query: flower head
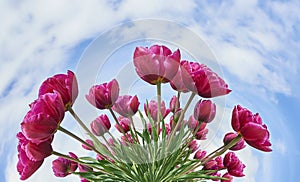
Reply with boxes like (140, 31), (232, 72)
(86, 79), (119, 110)
(144, 100), (170, 122)
(90, 114), (111, 136)
(194, 149), (206, 160)
(194, 99), (216, 123)
(170, 64), (189, 92)
(221, 173), (233, 182)
(223, 152), (245, 177)
(231, 105), (272, 152)
(113, 95), (140, 117)
(223, 132), (246, 151)
(115, 116), (131, 133)
(169, 95), (180, 113)
(39, 70), (78, 108)
(133, 45), (181, 84)
(52, 152), (78, 177)
(181, 60), (231, 98)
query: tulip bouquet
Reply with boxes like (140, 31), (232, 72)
(17, 45), (272, 181)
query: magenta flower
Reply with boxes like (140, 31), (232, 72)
(115, 116), (131, 133)
(188, 140), (199, 153)
(181, 60), (231, 98)
(86, 79), (119, 110)
(169, 95), (180, 113)
(113, 95), (140, 117)
(82, 139), (94, 151)
(170, 64), (189, 93)
(39, 70), (78, 108)
(52, 152), (78, 177)
(144, 100), (170, 122)
(231, 105), (272, 152)
(90, 114), (111, 136)
(17, 132), (52, 162)
(194, 149), (206, 160)
(223, 132), (246, 151)
(194, 99), (216, 123)
(133, 45), (181, 85)
(188, 116), (208, 140)
(223, 152), (245, 177)
(221, 173), (233, 182)
(21, 92), (65, 144)
(17, 146), (44, 180)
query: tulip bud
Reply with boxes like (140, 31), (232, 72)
(115, 116), (130, 133)
(90, 114), (111, 136)
(113, 95), (140, 117)
(223, 132), (245, 151)
(82, 139), (94, 151)
(194, 99), (216, 123)
(194, 149), (206, 160)
(52, 152), (78, 177)
(169, 96), (180, 113)
(223, 152), (245, 177)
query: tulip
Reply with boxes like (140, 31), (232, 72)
(52, 152), (78, 177)
(133, 45), (181, 84)
(21, 92), (65, 144)
(82, 139), (94, 151)
(221, 173), (233, 182)
(113, 95), (140, 117)
(181, 60), (231, 98)
(188, 116), (208, 140)
(194, 149), (206, 160)
(223, 132), (246, 151)
(231, 105), (272, 152)
(169, 95), (180, 113)
(188, 140), (199, 153)
(115, 116), (131, 133)
(90, 114), (111, 136)
(194, 99), (216, 123)
(17, 146), (44, 180)
(223, 152), (245, 177)
(17, 132), (52, 162)
(144, 100), (170, 122)
(39, 70), (78, 108)
(86, 79), (119, 110)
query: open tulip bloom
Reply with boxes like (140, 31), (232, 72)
(17, 44), (272, 181)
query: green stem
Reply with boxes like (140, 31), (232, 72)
(156, 81), (162, 135)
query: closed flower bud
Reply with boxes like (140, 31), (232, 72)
(90, 114), (111, 136)
(113, 95), (140, 117)
(223, 152), (245, 177)
(194, 149), (206, 160)
(221, 173), (233, 182)
(144, 100), (170, 122)
(82, 139), (94, 151)
(223, 132), (246, 151)
(86, 79), (119, 110)
(115, 116), (130, 133)
(169, 95), (180, 113)
(52, 152), (78, 177)
(188, 140), (199, 153)
(194, 99), (216, 123)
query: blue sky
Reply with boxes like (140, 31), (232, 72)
(1, 0), (299, 181)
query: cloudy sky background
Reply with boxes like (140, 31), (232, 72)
(1, 0), (300, 181)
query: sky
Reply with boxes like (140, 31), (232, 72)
(1, 0), (300, 181)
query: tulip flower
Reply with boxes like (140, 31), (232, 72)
(188, 140), (199, 153)
(223, 132), (246, 151)
(188, 116), (208, 140)
(223, 152), (245, 177)
(194, 99), (216, 123)
(221, 173), (233, 182)
(169, 95), (180, 113)
(86, 79), (119, 110)
(90, 114), (111, 136)
(231, 105), (272, 152)
(144, 100), (170, 122)
(181, 60), (231, 98)
(52, 152), (78, 177)
(39, 70), (78, 108)
(21, 92), (65, 144)
(115, 116), (131, 133)
(82, 139), (94, 151)
(113, 95), (140, 117)
(17, 146), (44, 180)
(194, 149), (206, 160)
(17, 132), (52, 162)
(133, 45), (181, 84)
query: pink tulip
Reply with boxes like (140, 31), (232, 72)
(17, 146), (44, 180)
(231, 105), (272, 152)
(194, 99), (216, 123)
(223, 132), (246, 151)
(82, 139), (94, 151)
(169, 95), (180, 113)
(144, 100), (170, 122)
(17, 132), (52, 162)
(188, 140), (199, 153)
(39, 70), (78, 108)
(113, 95), (140, 117)
(221, 173), (233, 182)
(115, 116), (131, 133)
(86, 79), (119, 110)
(188, 116), (208, 140)
(21, 92), (65, 144)
(181, 60), (231, 98)
(223, 152), (245, 177)
(90, 114), (111, 136)
(133, 45), (181, 84)
(194, 149), (206, 160)
(52, 152), (78, 177)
